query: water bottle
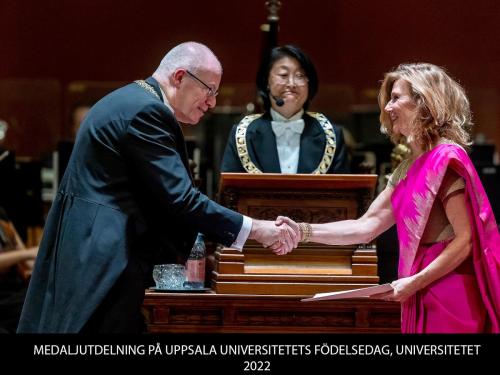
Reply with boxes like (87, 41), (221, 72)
(184, 233), (206, 289)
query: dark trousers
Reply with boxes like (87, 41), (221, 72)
(80, 259), (152, 333)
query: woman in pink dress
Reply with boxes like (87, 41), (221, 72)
(275, 63), (500, 333)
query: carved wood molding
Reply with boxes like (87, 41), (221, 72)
(235, 189), (362, 201)
(247, 206), (347, 222)
(221, 188), (372, 222)
(143, 292), (401, 333)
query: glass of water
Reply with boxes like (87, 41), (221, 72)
(153, 264), (186, 290)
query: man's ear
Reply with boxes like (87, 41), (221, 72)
(172, 69), (185, 88)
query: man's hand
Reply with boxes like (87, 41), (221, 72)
(248, 219), (299, 255)
(256, 216), (301, 255)
(269, 216), (301, 255)
(275, 216), (301, 240)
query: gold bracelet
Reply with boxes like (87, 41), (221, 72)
(299, 222), (313, 243)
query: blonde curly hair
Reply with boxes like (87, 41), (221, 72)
(378, 63), (473, 151)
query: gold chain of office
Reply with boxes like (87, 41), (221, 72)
(134, 80), (160, 100)
(235, 112), (337, 174)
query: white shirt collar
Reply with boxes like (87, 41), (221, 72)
(270, 108), (305, 174)
(270, 108), (304, 122)
(158, 85), (174, 114)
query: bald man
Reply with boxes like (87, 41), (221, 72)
(18, 42), (298, 333)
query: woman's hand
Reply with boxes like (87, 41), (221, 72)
(249, 219), (299, 255)
(266, 216), (301, 255)
(275, 216), (301, 241)
(372, 276), (421, 303)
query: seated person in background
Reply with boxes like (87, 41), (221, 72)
(221, 45), (349, 174)
(0, 207), (38, 333)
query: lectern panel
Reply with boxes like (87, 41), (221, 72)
(213, 173), (379, 295)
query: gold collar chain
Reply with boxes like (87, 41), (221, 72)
(134, 80), (160, 101)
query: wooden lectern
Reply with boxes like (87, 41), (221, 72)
(212, 173), (379, 295)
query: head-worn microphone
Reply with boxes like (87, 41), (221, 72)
(271, 95), (285, 107)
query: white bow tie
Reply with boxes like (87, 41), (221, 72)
(271, 119), (305, 137)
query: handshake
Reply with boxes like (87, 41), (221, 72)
(248, 216), (312, 256)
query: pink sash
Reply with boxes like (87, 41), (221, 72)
(391, 144), (500, 333)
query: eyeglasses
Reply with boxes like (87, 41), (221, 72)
(272, 72), (309, 87)
(185, 70), (219, 97)
(272, 73), (309, 86)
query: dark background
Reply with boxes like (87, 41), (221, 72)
(0, 1), (499, 276)
(1, 0), (499, 157)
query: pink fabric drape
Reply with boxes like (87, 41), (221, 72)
(391, 144), (500, 333)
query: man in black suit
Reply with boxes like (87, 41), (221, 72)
(18, 42), (298, 333)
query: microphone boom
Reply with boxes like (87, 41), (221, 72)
(272, 95), (285, 107)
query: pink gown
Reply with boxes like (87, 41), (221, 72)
(391, 143), (500, 333)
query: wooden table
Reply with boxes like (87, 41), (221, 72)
(143, 290), (401, 333)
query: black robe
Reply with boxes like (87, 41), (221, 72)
(18, 77), (242, 332)
(221, 112), (349, 173)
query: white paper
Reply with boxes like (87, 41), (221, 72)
(301, 283), (393, 302)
